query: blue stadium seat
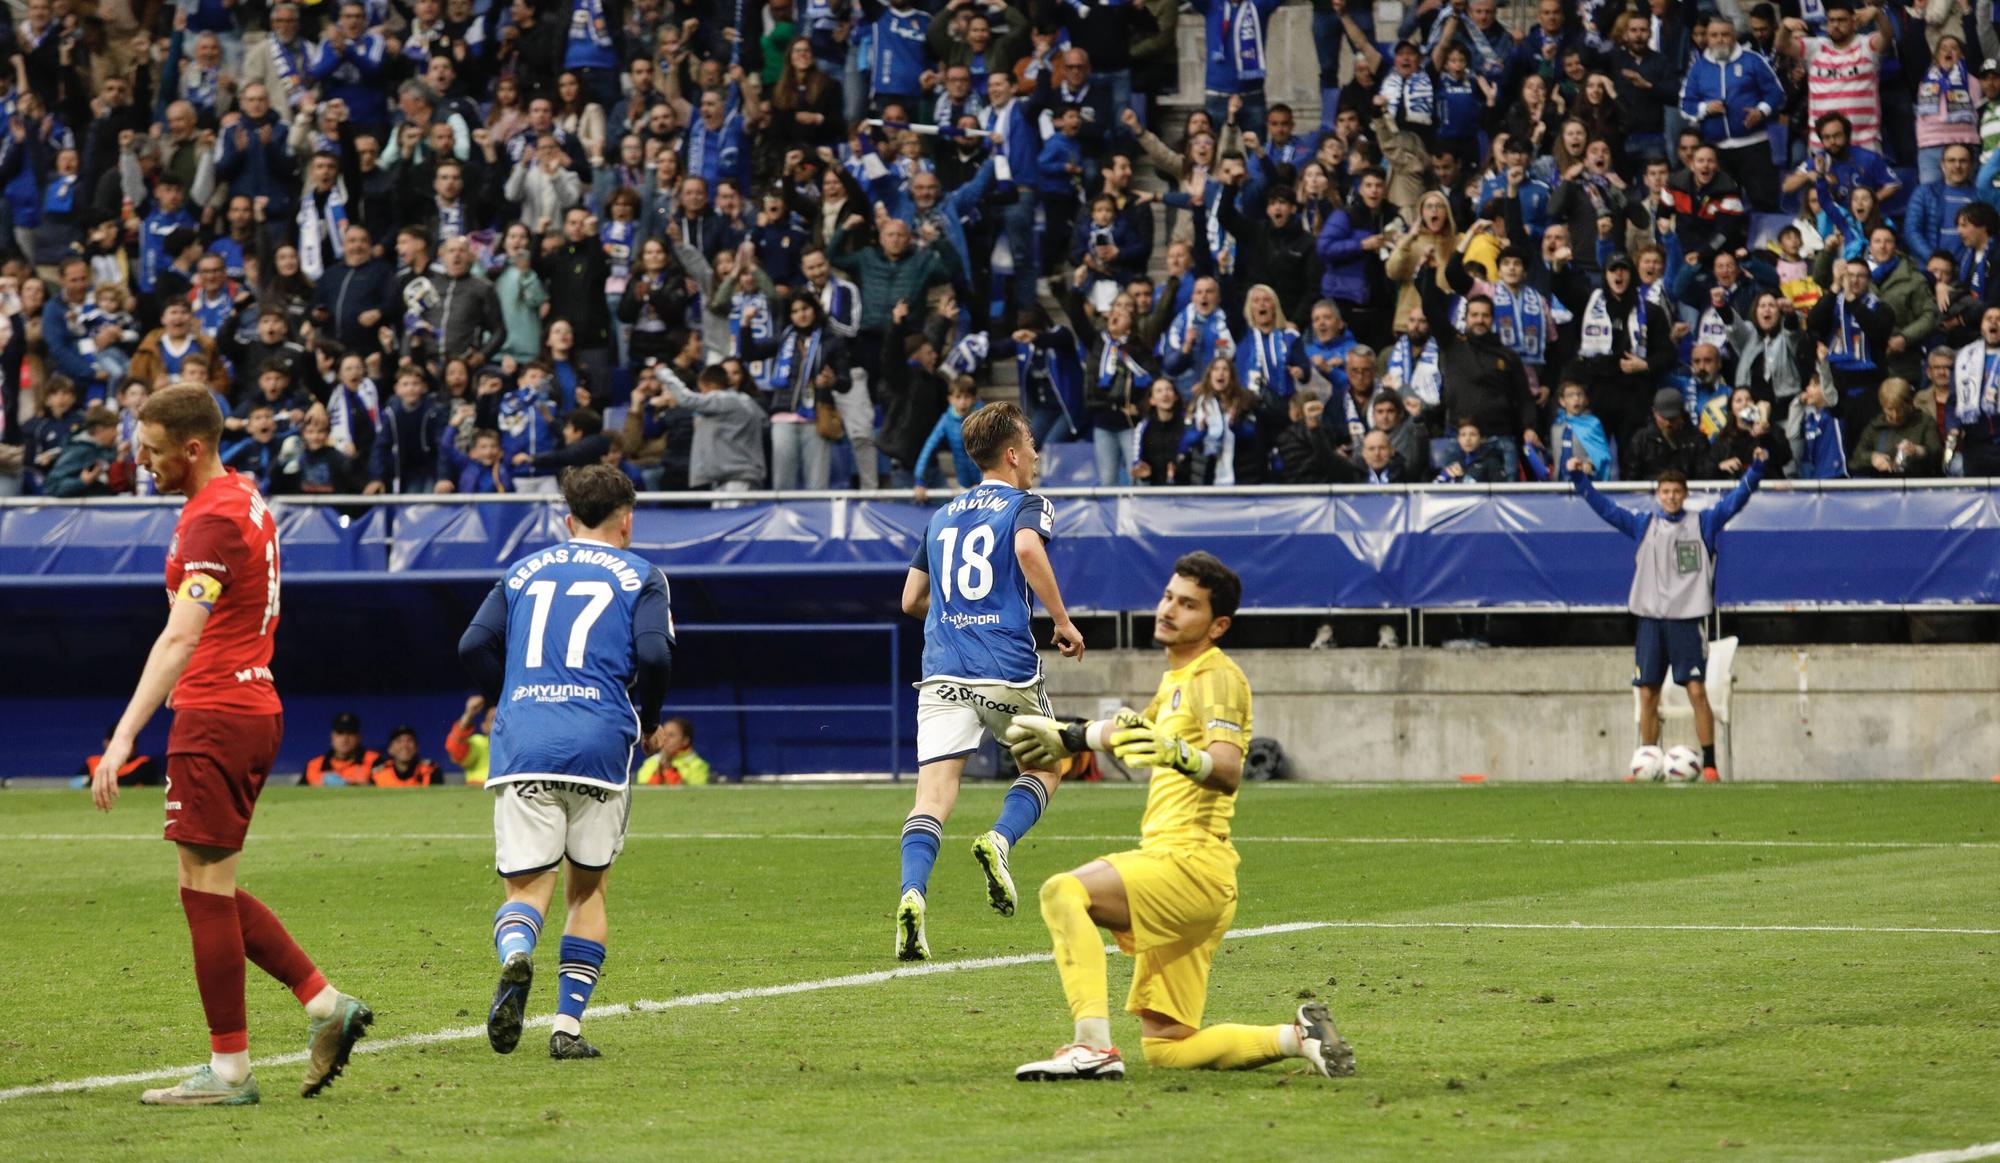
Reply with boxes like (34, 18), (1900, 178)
(1040, 441), (1100, 487)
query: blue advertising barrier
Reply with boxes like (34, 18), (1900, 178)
(3, 486), (1998, 608)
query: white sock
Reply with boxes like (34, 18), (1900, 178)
(552, 1014), (581, 1037)
(1277, 1023), (1303, 1057)
(210, 1050), (251, 1085)
(1073, 1017), (1112, 1049)
(303, 985), (338, 1020)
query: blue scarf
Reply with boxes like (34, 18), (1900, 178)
(1223, 1), (1267, 83)
(270, 37), (306, 109)
(1386, 335), (1439, 404)
(1962, 242), (1990, 301)
(1161, 306), (1235, 370)
(1579, 288), (1645, 359)
(327, 379), (378, 453)
(573, 0), (612, 48)
(1342, 387), (1366, 447)
(1382, 69), (1434, 127)
(498, 384), (555, 465)
(1235, 325), (1297, 397)
(816, 276), (858, 335)
(731, 291), (774, 385)
(770, 326), (824, 415)
(1204, 193), (1236, 276)
(184, 65), (220, 113)
(1829, 293), (1879, 372)
(1922, 60), (1977, 126)
(1490, 282), (1550, 365)
(932, 92), (986, 130)
(601, 219), (637, 282)
(1951, 343), (2000, 425)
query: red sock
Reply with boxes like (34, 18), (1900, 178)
(179, 887), (248, 1054)
(235, 889), (326, 1005)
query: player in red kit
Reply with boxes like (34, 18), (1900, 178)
(92, 385), (374, 1107)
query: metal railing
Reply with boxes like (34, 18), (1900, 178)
(4, 477), (1996, 508)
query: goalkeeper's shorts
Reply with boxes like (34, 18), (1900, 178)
(914, 679), (1051, 767)
(1102, 840), (1240, 1029)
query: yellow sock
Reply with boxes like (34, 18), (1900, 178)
(1141, 1025), (1288, 1071)
(1039, 874), (1108, 1029)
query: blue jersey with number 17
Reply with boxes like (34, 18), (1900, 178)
(487, 538), (674, 789)
(912, 480), (1053, 687)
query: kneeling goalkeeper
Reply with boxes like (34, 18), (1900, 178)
(1002, 551), (1355, 1082)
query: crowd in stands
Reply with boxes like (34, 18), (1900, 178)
(1, 0), (1997, 500)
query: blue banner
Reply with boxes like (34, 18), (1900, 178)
(3, 489), (1997, 608)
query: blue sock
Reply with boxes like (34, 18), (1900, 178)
(991, 775), (1050, 846)
(493, 901), (541, 964)
(554, 935), (606, 1035)
(900, 814), (942, 897)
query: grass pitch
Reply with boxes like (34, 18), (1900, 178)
(2, 782), (1997, 1161)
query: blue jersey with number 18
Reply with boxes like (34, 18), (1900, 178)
(487, 538), (674, 789)
(912, 480), (1053, 687)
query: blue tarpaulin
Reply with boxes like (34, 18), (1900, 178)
(2, 488), (1996, 608)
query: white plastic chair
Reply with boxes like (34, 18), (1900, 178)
(1633, 635), (1739, 778)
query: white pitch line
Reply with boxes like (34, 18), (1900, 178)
(1880, 1142), (2000, 1163)
(3, 916), (1993, 1104)
(1306, 920), (2000, 936)
(5, 831), (2000, 851)
(0, 920), (1316, 1104)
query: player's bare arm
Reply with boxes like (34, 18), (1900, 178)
(93, 581), (213, 812)
(900, 565), (930, 618)
(1013, 528), (1082, 659)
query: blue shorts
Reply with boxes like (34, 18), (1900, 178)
(1634, 617), (1707, 688)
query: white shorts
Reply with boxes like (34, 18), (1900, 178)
(915, 679), (1051, 767)
(492, 780), (631, 877)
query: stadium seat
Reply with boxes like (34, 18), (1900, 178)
(1039, 441), (1099, 487)
(1635, 635), (1740, 777)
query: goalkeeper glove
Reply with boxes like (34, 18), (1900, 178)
(1106, 715), (1213, 783)
(1005, 709), (1151, 772)
(1004, 715), (1086, 772)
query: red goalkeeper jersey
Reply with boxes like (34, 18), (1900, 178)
(164, 470), (283, 715)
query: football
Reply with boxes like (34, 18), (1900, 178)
(1664, 746), (1702, 782)
(1628, 745), (1666, 782)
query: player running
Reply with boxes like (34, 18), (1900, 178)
(458, 465), (674, 1060)
(92, 385), (372, 1107)
(1002, 552), (1354, 1081)
(1569, 448), (1766, 781)
(896, 402), (1084, 961)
